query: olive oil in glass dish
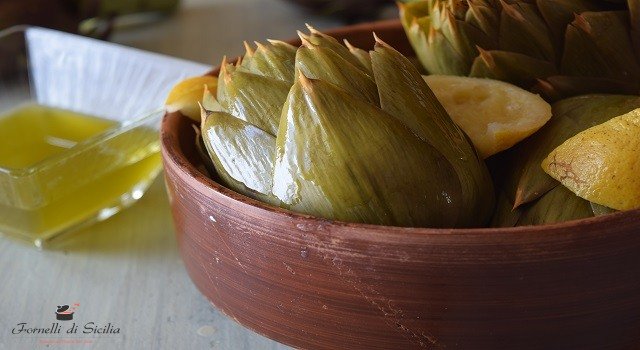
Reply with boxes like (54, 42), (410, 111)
(0, 26), (209, 247)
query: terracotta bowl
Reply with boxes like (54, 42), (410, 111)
(161, 20), (640, 350)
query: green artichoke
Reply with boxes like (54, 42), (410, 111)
(199, 27), (494, 228)
(399, 0), (640, 100)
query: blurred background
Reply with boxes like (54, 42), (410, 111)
(1, 0), (398, 64)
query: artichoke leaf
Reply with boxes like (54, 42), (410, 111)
(498, 2), (556, 62)
(562, 11), (640, 83)
(590, 202), (617, 216)
(465, 1), (500, 40)
(202, 85), (223, 112)
(200, 107), (279, 205)
(516, 185), (593, 226)
(371, 37), (494, 227)
(192, 124), (217, 177)
(398, 0), (430, 26)
(490, 190), (522, 228)
(469, 49), (557, 88)
(507, 94), (640, 208)
(217, 65), (290, 136)
(295, 44), (379, 105)
(533, 75), (640, 100)
(272, 74), (462, 227)
(536, 0), (602, 52)
(239, 40), (297, 83)
(344, 39), (373, 73)
(301, 25), (371, 76)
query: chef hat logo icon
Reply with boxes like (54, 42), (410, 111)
(56, 303), (79, 321)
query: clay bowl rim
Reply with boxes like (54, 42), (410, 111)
(160, 19), (640, 240)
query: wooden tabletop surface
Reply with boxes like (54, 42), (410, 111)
(0, 0), (363, 349)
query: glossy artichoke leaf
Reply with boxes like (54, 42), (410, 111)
(516, 185), (593, 226)
(344, 39), (372, 73)
(216, 60), (236, 110)
(272, 74), (462, 228)
(217, 64), (290, 136)
(590, 202), (617, 216)
(371, 37), (494, 227)
(200, 107), (279, 206)
(295, 44), (379, 105)
(301, 26), (370, 76)
(469, 49), (557, 88)
(562, 11), (640, 83)
(239, 41), (255, 67)
(239, 40), (297, 83)
(508, 94), (640, 208)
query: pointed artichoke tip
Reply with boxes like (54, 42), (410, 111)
(297, 30), (310, 43)
(219, 59), (233, 83)
(476, 46), (495, 68)
(243, 41), (254, 56)
(198, 102), (211, 128)
(500, 0), (525, 22)
(299, 32), (316, 48)
(296, 70), (314, 90)
(513, 190), (526, 210)
(534, 78), (553, 91)
(343, 39), (355, 51)
(254, 41), (267, 51)
(373, 32), (390, 48)
(305, 23), (320, 34)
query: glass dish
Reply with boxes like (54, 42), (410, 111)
(0, 26), (209, 248)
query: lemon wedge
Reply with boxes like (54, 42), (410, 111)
(424, 75), (552, 158)
(542, 108), (640, 211)
(165, 76), (218, 121)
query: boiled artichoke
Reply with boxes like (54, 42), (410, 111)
(399, 0), (640, 100)
(199, 27), (494, 228)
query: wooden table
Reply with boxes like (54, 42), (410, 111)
(0, 0), (352, 348)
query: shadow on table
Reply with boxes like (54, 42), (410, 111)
(47, 173), (177, 256)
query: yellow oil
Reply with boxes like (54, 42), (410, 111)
(0, 104), (162, 243)
(0, 105), (117, 168)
